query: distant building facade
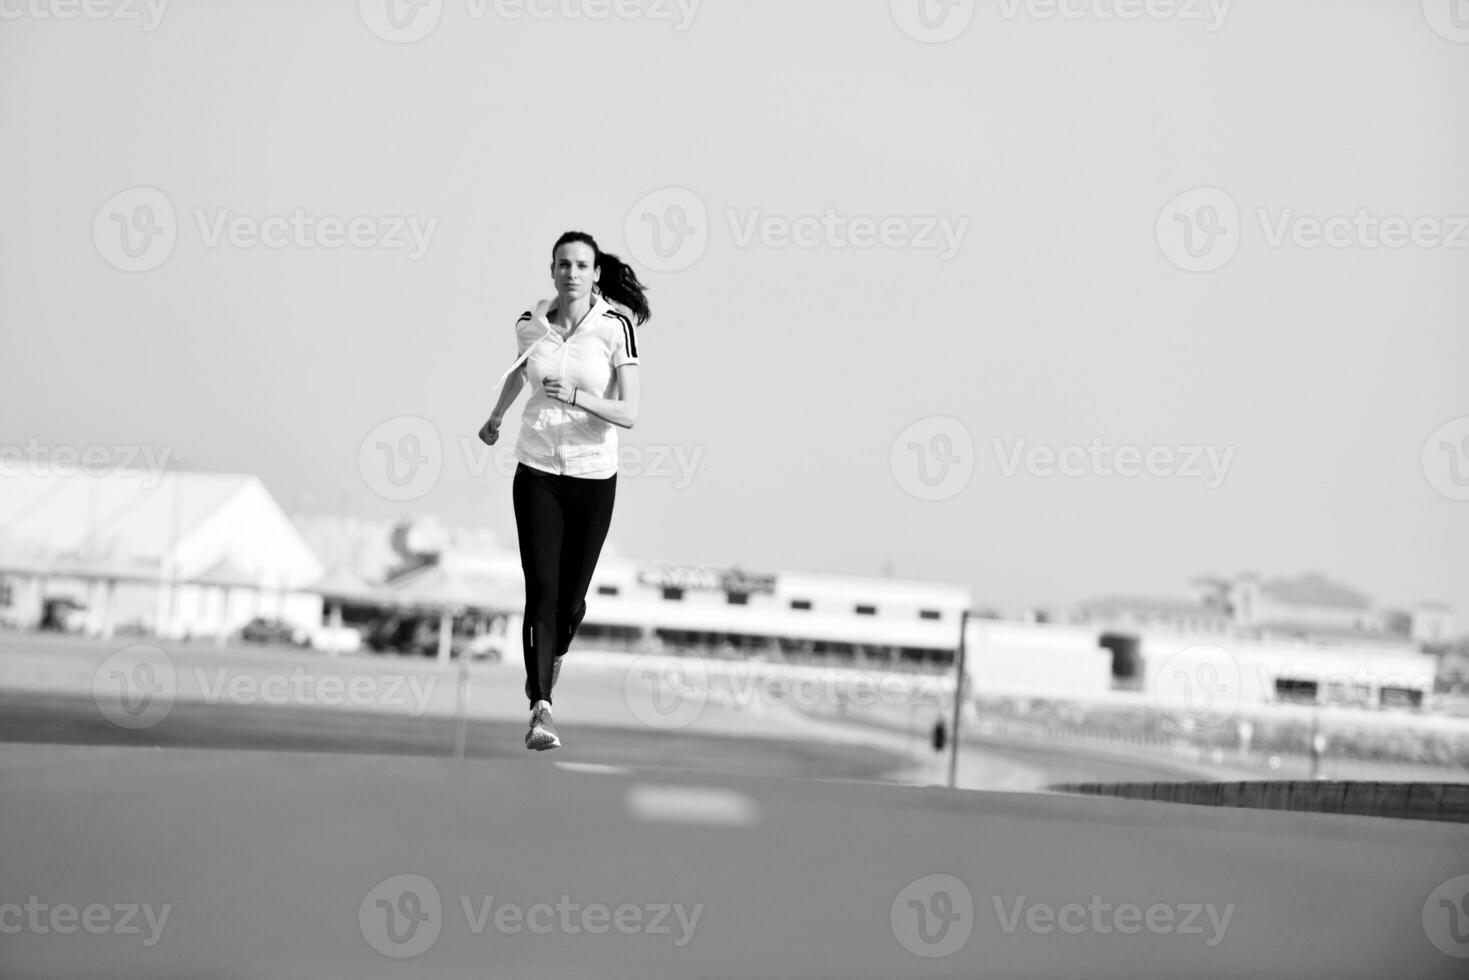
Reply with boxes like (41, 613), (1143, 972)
(579, 558), (971, 665)
(0, 470), (323, 639)
(1074, 572), (1453, 652)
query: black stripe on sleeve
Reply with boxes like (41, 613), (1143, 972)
(603, 309), (637, 358)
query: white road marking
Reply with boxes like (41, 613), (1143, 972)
(554, 762), (632, 776)
(625, 783), (761, 827)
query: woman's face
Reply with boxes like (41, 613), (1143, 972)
(551, 242), (599, 303)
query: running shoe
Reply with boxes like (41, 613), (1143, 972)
(525, 701), (560, 751)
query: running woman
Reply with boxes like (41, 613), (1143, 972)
(478, 231), (648, 751)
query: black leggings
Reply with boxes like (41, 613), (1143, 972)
(512, 462), (617, 706)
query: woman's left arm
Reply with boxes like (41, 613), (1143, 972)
(547, 365), (640, 429)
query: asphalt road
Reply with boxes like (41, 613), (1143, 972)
(2, 743), (1466, 979)
(0, 689), (909, 784)
(3, 636), (1466, 976)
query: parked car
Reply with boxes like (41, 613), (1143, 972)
(458, 633), (503, 663)
(365, 615), (418, 654)
(238, 617), (307, 646)
(364, 613), (501, 662)
(39, 597), (87, 633)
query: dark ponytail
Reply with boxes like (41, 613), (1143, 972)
(552, 230), (651, 326)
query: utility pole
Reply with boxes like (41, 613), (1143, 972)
(947, 609), (971, 789)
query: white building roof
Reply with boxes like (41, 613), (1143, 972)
(0, 470), (251, 561)
(0, 469), (322, 588)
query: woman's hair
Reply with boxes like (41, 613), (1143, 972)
(552, 231), (650, 325)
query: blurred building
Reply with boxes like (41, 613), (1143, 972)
(0, 469), (323, 639)
(579, 558), (970, 665)
(282, 515), (972, 665)
(1074, 571), (1453, 652)
(1064, 572), (1449, 709)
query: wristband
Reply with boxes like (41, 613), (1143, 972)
(572, 389), (578, 406)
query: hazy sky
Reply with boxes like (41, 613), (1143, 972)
(2, 0), (1466, 622)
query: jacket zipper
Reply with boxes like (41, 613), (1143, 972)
(558, 335), (571, 470)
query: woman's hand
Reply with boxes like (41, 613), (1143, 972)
(478, 416), (502, 445)
(543, 377), (577, 405)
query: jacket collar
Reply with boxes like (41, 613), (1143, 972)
(546, 293), (608, 333)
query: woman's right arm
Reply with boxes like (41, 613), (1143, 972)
(479, 366), (526, 445)
(491, 367), (526, 423)
(481, 301), (552, 444)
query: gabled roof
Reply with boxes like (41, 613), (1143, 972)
(1077, 595), (1230, 617)
(305, 563), (396, 604)
(383, 561), (523, 612)
(0, 470), (253, 561)
(1255, 621), (1411, 647)
(1258, 573), (1370, 610)
(187, 557), (260, 589)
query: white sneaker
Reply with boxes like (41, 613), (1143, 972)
(525, 700), (560, 751)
